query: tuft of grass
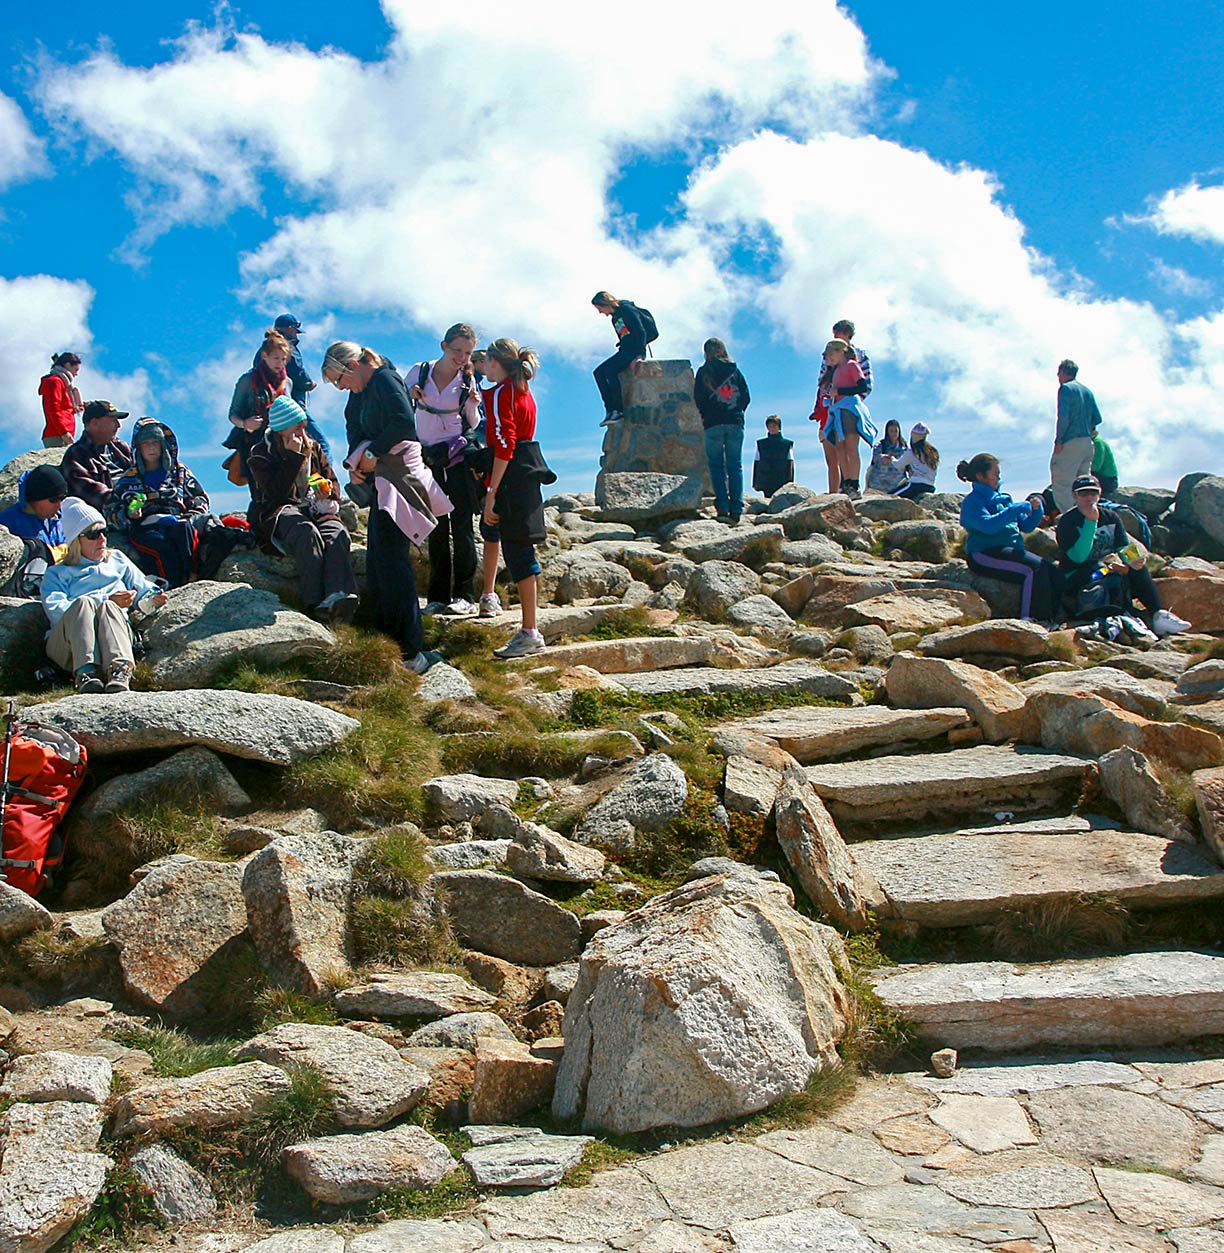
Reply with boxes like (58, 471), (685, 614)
(743, 1061), (860, 1131)
(1150, 759), (1201, 823)
(66, 1162), (162, 1248)
(107, 1024), (240, 1078)
(357, 825), (433, 897)
(283, 684), (437, 830)
(306, 626), (409, 686)
(440, 731), (594, 779)
(587, 606), (673, 641)
(251, 987), (339, 1031)
(621, 789), (729, 880)
(622, 554), (664, 587)
(566, 685), (845, 731)
(8, 932), (113, 988)
(349, 895), (461, 970)
(245, 1063), (336, 1172)
(734, 533), (783, 571)
(355, 1169), (480, 1222)
(562, 1140), (639, 1186)
(988, 894), (1131, 961)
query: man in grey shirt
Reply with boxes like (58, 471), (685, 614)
(1050, 358), (1101, 512)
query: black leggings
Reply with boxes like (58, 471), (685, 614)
(967, 545), (1063, 622)
(593, 344), (640, 416)
(366, 507), (423, 658)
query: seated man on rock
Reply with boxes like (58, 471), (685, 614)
(0, 465), (69, 553)
(60, 400), (134, 515)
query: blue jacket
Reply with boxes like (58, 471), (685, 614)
(960, 480), (1041, 556)
(0, 471), (66, 546)
(41, 551), (158, 629)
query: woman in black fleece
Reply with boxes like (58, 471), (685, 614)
(694, 337), (750, 523)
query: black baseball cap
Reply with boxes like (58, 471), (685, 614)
(83, 400), (129, 423)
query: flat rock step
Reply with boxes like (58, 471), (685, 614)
(616, 661), (859, 701)
(871, 949), (1224, 1050)
(509, 636), (714, 673)
(853, 827), (1224, 927)
(721, 705), (969, 763)
(432, 603), (675, 644)
(804, 744), (1089, 828)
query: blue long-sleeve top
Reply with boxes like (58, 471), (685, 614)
(40, 551), (158, 629)
(959, 480), (1042, 556)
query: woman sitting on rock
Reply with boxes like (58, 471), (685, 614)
(889, 423), (939, 499)
(248, 396), (358, 623)
(958, 452), (1062, 625)
(865, 420), (907, 494)
(41, 498), (167, 693)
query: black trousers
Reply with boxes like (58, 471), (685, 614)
(366, 506), (423, 658)
(593, 344), (639, 415)
(426, 463), (477, 604)
(274, 509), (357, 610)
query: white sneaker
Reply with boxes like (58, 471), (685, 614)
(1120, 614), (1158, 644)
(493, 629), (546, 659)
(438, 598), (477, 616)
(478, 593), (503, 618)
(1152, 608), (1191, 637)
(405, 649), (444, 674)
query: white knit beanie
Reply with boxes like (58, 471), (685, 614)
(60, 497), (107, 545)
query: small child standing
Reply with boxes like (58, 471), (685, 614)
(481, 337), (556, 659)
(752, 416), (794, 498)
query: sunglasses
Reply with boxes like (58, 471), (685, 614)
(82, 527), (107, 541)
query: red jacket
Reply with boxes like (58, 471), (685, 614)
(486, 381), (537, 462)
(39, 373), (77, 440)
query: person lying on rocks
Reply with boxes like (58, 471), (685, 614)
(248, 396), (359, 624)
(40, 498), (167, 694)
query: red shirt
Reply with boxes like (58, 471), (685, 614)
(486, 381), (537, 462)
(39, 373), (76, 440)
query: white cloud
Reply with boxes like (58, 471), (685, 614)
(1149, 258), (1213, 300)
(1143, 180), (1224, 245)
(0, 275), (150, 453)
(0, 92), (46, 188)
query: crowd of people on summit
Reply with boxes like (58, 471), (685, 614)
(8, 302), (1190, 698)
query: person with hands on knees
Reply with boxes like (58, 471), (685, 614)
(1056, 473), (1190, 638)
(40, 497), (167, 694)
(958, 453), (1062, 626)
(249, 396), (358, 624)
(481, 337), (555, 659)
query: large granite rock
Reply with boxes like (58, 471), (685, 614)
(1195, 766), (1224, 866)
(432, 869), (581, 966)
(1100, 746), (1194, 842)
(553, 874), (850, 1134)
(0, 1052), (112, 1105)
(852, 825), (1224, 927)
(615, 660), (858, 702)
(918, 618), (1055, 660)
(20, 690), (359, 765)
(871, 950), (1224, 1049)
(461, 1124), (590, 1189)
(283, 1124), (456, 1204)
(112, 1062), (293, 1137)
(593, 472), (704, 523)
(1191, 475), (1224, 546)
(0, 596), (51, 687)
(774, 767), (867, 931)
(845, 588), (991, 632)
(596, 359), (710, 485)
(422, 773), (518, 823)
(102, 858), (249, 1017)
(1154, 573), (1224, 633)
(0, 878), (52, 941)
(506, 823), (606, 884)
(573, 752), (688, 853)
(682, 561), (761, 622)
(720, 704), (968, 763)
(235, 1023), (428, 1128)
(1020, 664), (1173, 720)
(515, 634), (712, 674)
(142, 581), (335, 688)
(242, 830), (362, 993)
(334, 971), (496, 1021)
(128, 1143), (217, 1225)
(886, 654), (1027, 743)
(805, 745), (1089, 827)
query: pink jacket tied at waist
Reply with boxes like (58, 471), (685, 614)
(346, 440), (452, 546)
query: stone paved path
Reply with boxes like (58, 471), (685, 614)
(173, 1053), (1224, 1252)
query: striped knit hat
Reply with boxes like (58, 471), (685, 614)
(268, 395), (308, 432)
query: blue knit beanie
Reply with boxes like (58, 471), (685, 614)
(268, 395), (308, 432)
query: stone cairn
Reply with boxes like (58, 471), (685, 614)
(2, 412), (1224, 1251)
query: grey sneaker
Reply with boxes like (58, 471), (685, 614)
(599, 412), (624, 427)
(405, 649), (444, 674)
(493, 629), (546, 659)
(439, 598), (477, 617)
(478, 592), (503, 618)
(316, 591), (359, 624)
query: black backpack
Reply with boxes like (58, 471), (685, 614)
(2, 538), (53, 599)
(621, 300), (659, 347)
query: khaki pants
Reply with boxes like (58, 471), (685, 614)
(1050, 436), (1094, 513)
(46, 598), (134, 674)
(42, 435), (72, 449)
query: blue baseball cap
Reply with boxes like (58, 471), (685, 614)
(274, 314), (303, 332)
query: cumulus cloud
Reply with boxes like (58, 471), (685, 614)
(1142, 180), (1224, 245)
(0, 275), (151, 452)
(0, 92), (46, 188)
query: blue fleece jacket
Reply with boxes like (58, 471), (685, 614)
(959, 480), (1042, 556)
(41, 551), (158, 629)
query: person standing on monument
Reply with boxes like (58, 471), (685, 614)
(1050, 358), (1101, 513)
(693, 337), (750, 523)
(591, 291), (650, 427)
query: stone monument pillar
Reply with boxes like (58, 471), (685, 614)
(596, 359), (711, 489)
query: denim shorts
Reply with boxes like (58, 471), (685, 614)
(479, 518), (500, 543)
(502, 541), (540, 583)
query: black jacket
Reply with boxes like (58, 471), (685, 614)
(496, 441), (557, 546)
(694, 360), (750, 429)
(345, 360), (418, 458)
(753, 433), (794, 497)
(248, 432), (343, 551)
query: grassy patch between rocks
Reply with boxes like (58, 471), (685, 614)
(562, 1139), (639, 1186)
(107, 1024), (239, 1078)
(586, 606), (674, 641)
(0, 932), (117, 1001)
(250, 987), (340, 1031)
(65, 1162), (162, 1250)
(988, 894), (1131, 961)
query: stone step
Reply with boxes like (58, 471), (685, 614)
(719, 705), (970, 764)
(432, 603), (675, 645)
(852, 827), (1224, 927)
(870, 949), (1224, 1050)
(506, 635), (714, 674)
(616, 661), (859, 702)
(803, 744), (1090, 828)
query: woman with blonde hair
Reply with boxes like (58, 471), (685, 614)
(481, 337), (555, 659)
(322, 340), (442, 673)
(40, 498), (167, 693)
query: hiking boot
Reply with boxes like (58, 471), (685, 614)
(478, 592), (503, 618)
(404, 649), (444, 675)
(316, 591), (359, 624)
(104, 661), (134, 694)
(438, 598), (477, 617)
(493, 629), (547, 660)
(74, 666), (104, 695)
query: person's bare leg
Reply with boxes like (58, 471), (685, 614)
(481, 541), (501, 597)
(519, 574), (538, 633)
(822, 437), (839, 493)
(844, 435), (861, 484)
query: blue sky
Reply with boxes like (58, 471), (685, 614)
(1, 1), (1222, 508)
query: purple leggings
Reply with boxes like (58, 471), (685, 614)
(967, 545), (1063, 622)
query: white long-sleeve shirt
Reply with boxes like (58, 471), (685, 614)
(405, 360), (481, 447)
